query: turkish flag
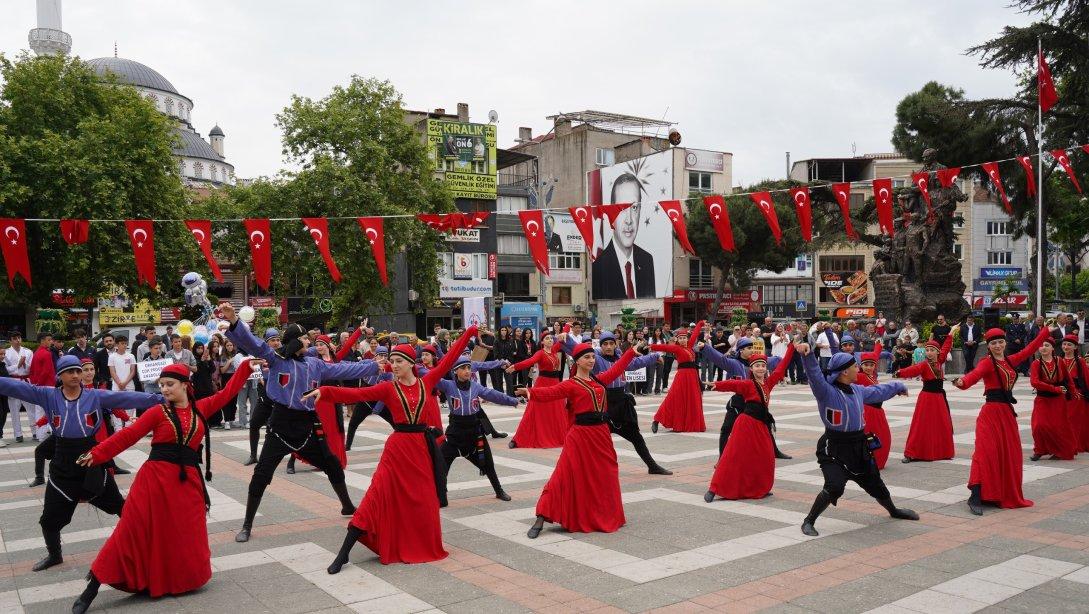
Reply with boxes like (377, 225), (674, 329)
(1039, 48), (1058, 113)
(788, 187), (812, 242)
(659, 200), (695, 255)
(1081, 144), (1089, 156)
(593, 203), (632, 260)
(301, 217), (341, 283)
(872, 179), (895, 237)
(356, 217), (388, 286)
(1016, 156), (1036, 197)
(567, 206), (596, 254)
(59, 219), (89, 245)
(416, 212), (490, 232)
(981, 162), (1013, 213)
(244, 218), (272, 291)
(518, 210), (550, 275)
(831, 183), (859, 240)
(125, 220), (156, 287)
(184, 220), (223, 282)
(911, 172), (934, 218)
(702, 195), (735, 252)
(1051, 149), (1082, 194)
(0, 219), (31, 287)
(748, 193), (782, 245)
(936, 167), (961, 188)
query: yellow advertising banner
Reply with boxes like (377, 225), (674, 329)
(426, 119), (497, 200)
(99, 301), (161, 326)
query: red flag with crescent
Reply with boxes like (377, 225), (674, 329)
(244, 218), (272, 291)
(416, 212), (490, 232)
(59, 219), (89, 246)
(702, 195), (735, 252)
(911, 172), (934, 219)
(936, 167), (961, 188)
(1038, 48), (1058, 113)
(596, 203), (632, 225)
(788, 187), (812, 242)
(567, 206), (596, 254)
(831, 182), (859, 240)
(518, 210), (550, 275)
(748, 192), (782, 245)
(981, 162), (1013, 213)
(0, 219), (31, 288)
(301, 217), (341, 283)
(659, 200), (695, 255)
(871, 179), (895, 236)
(125, 220), (156, 287)
(1016, 156), (1036, 197)
(184, 220), (223, 282)
(356, 217), (388, 286)
(1082, 144), (1089, 156)
(1051, 149), (1082, 194)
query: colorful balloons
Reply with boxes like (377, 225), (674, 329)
(177, 319), (194, 337)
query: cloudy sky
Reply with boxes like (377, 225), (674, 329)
(3, 1), (1035, 186)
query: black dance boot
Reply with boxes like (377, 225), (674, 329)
(527, 515), (545, 539)
(651, 420), (659, 434)
(331, 481), (356, 516)
(967, 484), (983, 516)
(326, 525), (364, 575)
(71, 572), (101, 614)
(703, 490), (715, 503)
(877, 497), (919, 520)
(235, 494), (262, 542)
(286, 457), (296, 474)
(33, 529), (63, 571)
(801, 490), (832, 536)
(29, 475), (44, 487)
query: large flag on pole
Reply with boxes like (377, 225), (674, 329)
(1038, 47), (1058, 113)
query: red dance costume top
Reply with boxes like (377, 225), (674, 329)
(649, 320), (705, 363)
(510, 348), (564, 375)
(855, 342), (884, 386)
(1060, 355), (1089, 400)
(711, 344), (794, 401)
(896, 335), (953, 381)
(957, 328), (1051, 392)
(1030, 357), (1070, 395)
(527, 348), (638, 410)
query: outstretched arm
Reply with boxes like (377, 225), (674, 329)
(767, 343), (795, 387)
(472, 359), (506, 372)
(1009, 327), (1053, 367)
(599, 348), (638, 385)
(97, 388), (165, 410)
(195, 359), (254, 419)
(711, 379), (748, 393)
(938, 333), (955, 363)
(478, 385), (520, 407)
(895, 361), (926, 379)
(955, 357), (989, 389)
(424, 326), (478, 389)
(334, 326), (365, 362)
(0, 378), (51, 408)
(802, 350), (838, 402)
(88, 407), (163, 465)
(317, 382), (389, 405)
(509, 350), (543, 372)
(860, 381), (908, 405)
(701, 344), (745, 377)
(688, 321), (706, 350)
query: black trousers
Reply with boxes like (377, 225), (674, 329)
(41, 475), (125, 531)
(605, 389), (658, 469)
(488, 368), (506, 394)
(247, 398), (274, 458)
(247, 407), (346, 498)
(963, 344), (978, 370)
(815, 431), (890, 504)
(440, 415), (503, 493)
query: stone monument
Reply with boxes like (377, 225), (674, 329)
(870, 148), (970, 323)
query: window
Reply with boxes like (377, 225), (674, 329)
(548, 253), (581, 270)
(551, 286), (572, 305)
(438, 252), (489, 278)
(688, 172), (712, 194)
(986, 221), (1010, 236)
(819, 255), (865, 272)
(595, 148), (615, 166)
(987, 251), (1012, 265)
(210, 165), (218, 182)
(953, 243), (963, 261)
(498, 272), (530, 296)
(498, 235), (528, 255)
(497, 196), (527, 212)
(892, 179), (906, 188)
(953, 215), (965, 229)
(761, 284), (814, 304)
(849, 193), (865, 209)
(165, 98), (174, 116)
(193, 161), (204, 178)
(689, 258), (713, 289)
(178, 160), (186, 176)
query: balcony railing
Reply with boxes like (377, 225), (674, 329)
(499, 174), (538, 188)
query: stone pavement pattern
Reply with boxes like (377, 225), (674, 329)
(2, 378), (1089, 613)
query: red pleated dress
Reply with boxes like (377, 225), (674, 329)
(508, 349), (569, 448)
(707, 344), (793, 499)
(651, 321), (706, 432)
(855, 367), (894, 470)
(1030, 357), (1077, 459)
(1060, 355), (1089, 453)
(88, 361), (253, 597)
(527, 348), (637, 533)
(956, 328), (1051, 509)
(897, 335), (955, 461)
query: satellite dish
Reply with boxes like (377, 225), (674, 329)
(488, 110), (499, 124)
(668, 128), (682, 146)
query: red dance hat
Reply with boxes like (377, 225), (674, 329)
(748, 353), (768, 365)
(984, 328), (1006, 342)
(315, 334), (333, 347)
(390, 344), (417, 363)
(925, 339), (941, 349)
(1040, 336), (1056, 347)
(1063, 334), (1079, 345)
(420, 345), (438, 356)
(79, 357), (94, 364)
(159, 363), (192, 382)
(572, 342), (596, 360)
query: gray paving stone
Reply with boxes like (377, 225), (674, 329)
(791, 575), (920, 613)
(997, 587), (1089, 613)
(439, 594), (531, 614)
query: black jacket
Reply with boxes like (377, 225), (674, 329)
(591, 241), (655, 299)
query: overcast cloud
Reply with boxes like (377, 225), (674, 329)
(2, 1), (1034, 187)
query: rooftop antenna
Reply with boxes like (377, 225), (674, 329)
(851, 142), (857, 157)
(114, 41), (117, 57)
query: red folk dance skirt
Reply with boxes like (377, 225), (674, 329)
(969, 402), (1033, 509)
(513, 375), (569, 448)
(902, 391), (955, 461)
(863, 404), (892, 470)
(1031, 395), (1077, 459)
(536, 422), (625, 533)
(652, 366), (705, 432)
(351, 431), (447, 564)
(708, 414), (773, 499)
(91, 461), (210, 597)
(1067, 397), (1089, 453)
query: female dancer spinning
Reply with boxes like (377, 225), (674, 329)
(505, 329), (569, 449)
(650, 322), (706, 433)
(1060, 334), (1089, 453)
(953, 323), (1054, 515)
(897, 326), (958, 463)
(305, 327), (476, 569)
(71, 359), (255, 612)
(1028, 337), (1076, 461)
(854, 342), (894, 470)
(703, 343), (795, 501)
(517, 342), (638, 538)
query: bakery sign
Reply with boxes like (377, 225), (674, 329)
(820, 271), (868, 305)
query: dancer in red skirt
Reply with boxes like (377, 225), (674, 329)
(953, 323), (1054, 515)
(703, 343), (795, 501)
(1060, 334), (1089, 453)
(1029, 337), (1077, 461)
(309, 326), (476, 570)
(71, 360), (255, 612)
(518, 342), (638, 538)
(855, 342), (894, 469)
(650, 321), (706, 433)
(897, 326), (958, 463)
(505, 329), (569, 449)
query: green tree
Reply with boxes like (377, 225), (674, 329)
(0, 52), (201, 306)
(1045, 173), (1089, 298)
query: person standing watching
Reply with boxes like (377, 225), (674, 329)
(962, 315), (981, 370)
(4, 331), (35, 443)
(93, 332), (115, 388)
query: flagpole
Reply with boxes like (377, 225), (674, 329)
(1036, 37), (1045, 314)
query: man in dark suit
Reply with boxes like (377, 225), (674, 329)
(1007, 313), (1029, 374)
(961, 315), (980, 370)
(545, 215), (564, 253)
(591, 173), (656, 300)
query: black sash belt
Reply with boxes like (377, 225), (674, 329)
(149, 443), (211, 510)
(1036, 389), (1061, 398)
(678, 361), (698, 370)
(574, 411), (609, 426)
(824, 428), (867, 443)
(392, 423), (448, 507)
(984, 388), (1018, 417)
(921, 379), (945, 393)
(742, 400), (773, 425)
(539, 370), (562, 378)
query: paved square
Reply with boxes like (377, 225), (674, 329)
(2, 378), (1089, 612)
